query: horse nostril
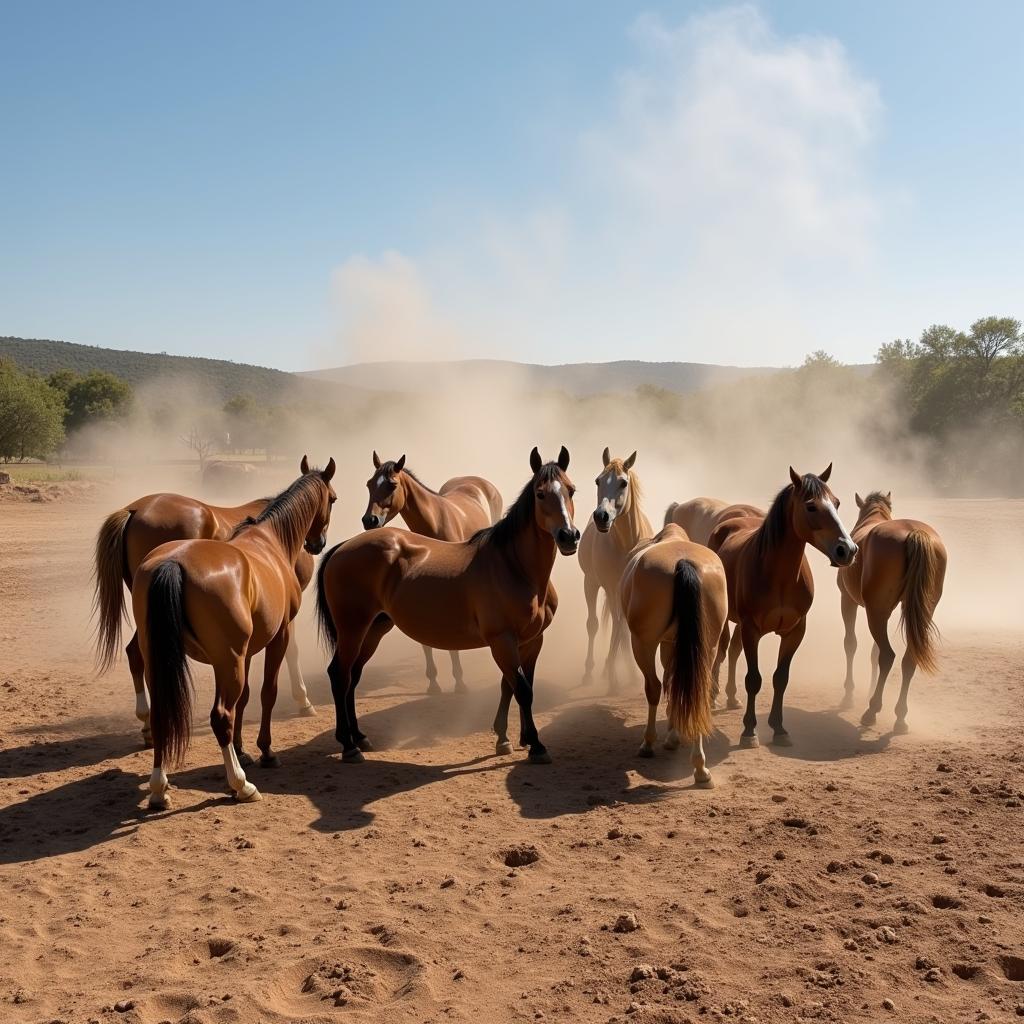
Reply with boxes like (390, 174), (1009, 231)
(573, 528), (581, 541)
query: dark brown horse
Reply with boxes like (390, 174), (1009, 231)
(709, 466), (857, 747)
(837, 491), (947, 732)
(94, 492), (317, 749)
(361, 453), (502, 694)
(317, 447), (579, 765)
(134, 457), (336, 809)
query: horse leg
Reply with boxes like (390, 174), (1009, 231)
(870, 643), (880, 690)
(582, 574), (600, 685)
(126, 631), (151, 747)
(726, 624), (743, 709)
(489, 634), (549, 764)
(517, 634), (545, 747)
(492, 676), (515, 755)
(861, 607), (896, 728)
(233, 657), (253, 767)
(711, 624), (728, 709)
(840, 591), (858, 709)
(739, 622), (763, 748)
(450, 651), (468, 695)
(211, 656), (260, 803)
(285, 632), (316, 716)
(893, 650), (918, 735)
(767, 617), (806, 746)
(632, 635), (660, 757)
(256, 626), (288, 767)
(659, 640), (680, 751)
(348, 614), (394, 752)
(606, 610), (627, 696)
(423, 646), (442, 696)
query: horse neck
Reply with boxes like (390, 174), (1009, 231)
(398, 475), (442, 536)
(760, 494), (807, 576)
(853, 505), (890, 540)
(508, 517), (557, 592)
(611, 481), (650, 549)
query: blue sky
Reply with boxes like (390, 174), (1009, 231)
(2, 1), (1021, 370)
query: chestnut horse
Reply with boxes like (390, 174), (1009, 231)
(709, 466), (857, 747)
(361, 453), (502, 694)
(837, 491), (947, 733)
(317, 448), (579, 765)
(134, 457), (336, 809)
(620, 523), (727, 784)
(579, 449), (653, 691)
(94, 492), (317, 748)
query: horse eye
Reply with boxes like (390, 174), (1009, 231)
(568, 487), (576, 498)
(804, 502), (817, 513)
(834, 499), (840, 509)
(619, 479), (627, 489)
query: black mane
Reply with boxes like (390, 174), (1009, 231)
(756, 474), (827, 558)
(230, 470), (326, 549)
(471, 463), (561, 552)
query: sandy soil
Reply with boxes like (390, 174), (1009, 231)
(1, 493), (1023, 1024)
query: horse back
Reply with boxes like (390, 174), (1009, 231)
(438, 475), (503, 534)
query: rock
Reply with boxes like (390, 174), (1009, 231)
(608, 827), (625, 840)
(877, 926), (897, 944)
(916, 956), (935, 970)
(882, 998), (895, 1011)
(208, 936), (235, 957)
(613, 912), (640, 933)
(931, 834), (948, 845)
(862, 872), (880, 885)
(503, 845), (540, 868)
(114, 1001), (135, 1013)
(925, 967), (943, 982)
(440, 876), (456, 889)
(630, 964), (655, 982)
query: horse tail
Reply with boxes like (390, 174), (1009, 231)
(147, 561), (194, 766)
(315, 543), (343, 650)
(665, 559), (714, 741)
(93, 507), (133, 674)
(900, 530), (942, 674)
(663, 501), (679, 528)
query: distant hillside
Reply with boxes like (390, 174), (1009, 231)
(0, 336), (354, 405)
(301, 358), (790, 397)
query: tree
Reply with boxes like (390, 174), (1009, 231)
(180, 425), (218, 471)
(0, 360), (65, 461)
(63, 371), (133, 432)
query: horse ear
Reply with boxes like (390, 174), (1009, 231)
(558, 446), (570, 471)
(395, 454), (406, 473)
(372, 451), (381, 469)
(855, 492), (864, 508)
(623, 451), (637, 471)
(602, 447), (610, 467)
(322, 457), (336, 483)
(886, 490), (892, 501)
(789, 466), (801, 489)
(301, 455), (310, 474)
(819, 462), (833, 482)
(530, 447), (543, 473)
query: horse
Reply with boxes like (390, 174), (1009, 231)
(94, 492), (317, 750)
(133, 457), (336, 809)
(837, 491), (947, 733)
(361, 452), (503, 695)
(708, 465), (857, 748)
(316, 447), (579, 765)
(619, 523), (727, 784)
(579, 449), (654, 692)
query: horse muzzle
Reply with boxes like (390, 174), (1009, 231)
(593, 509), (612, 533)
(556, 527), (581, 555)
(305, 535), (327, 555)
(830, 539), (858, 568)
(361, 513), (383, 531)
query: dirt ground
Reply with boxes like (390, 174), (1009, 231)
(1, 491), (1023, 1024)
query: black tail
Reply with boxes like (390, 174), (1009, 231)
(147, 561), (194, 766)
(315, 542), (342, 650)
(666, 559), (713, 740)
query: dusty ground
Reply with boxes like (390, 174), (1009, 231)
(1, 492), (1023, 1024)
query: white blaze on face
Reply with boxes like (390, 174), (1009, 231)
(376, 474), (386, 488)
(552, 480), (573, 535)
(823, 498), (857, 556)
(596, 472), (625, 521)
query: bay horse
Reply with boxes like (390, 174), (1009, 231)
(837, 491), (947, 732)
(133, 457), (336, 809)
(317, 447), (579, 765)
(94, 492), (317, 749)
(709, 465), (857, 747)
(579, 449), (653, 692)
(361, 452), (502, 695)
(619, 523), (727, 784)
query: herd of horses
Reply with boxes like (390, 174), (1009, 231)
(93, 449), (947, 809)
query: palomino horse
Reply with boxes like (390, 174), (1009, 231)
(317, 447), (579, 765)
(94, 492), (317, 749)
(361, 453), (502, 695)
(579, 449), (653, 692)
(619, 523), (727, 784)
(837, 491), (947, 732)
(133, 457), (336, 809)
(709, 466), (857, 747)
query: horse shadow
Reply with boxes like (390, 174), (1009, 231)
(749, 705), (894, 762)
(0, 716), (143, 779)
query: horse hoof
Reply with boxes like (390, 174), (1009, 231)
(739, 734), (759, 749)
(426, 683), (442, 696)
(298, 702), (317, 718)
(528, 749), (552, 765)
(236, 749), (255, 768)
(860, 711), (877, 728)
(637, 744), (655, 758)
(259, 754), (280, 768)
(893, 720), (910, 735)
(694, 771), (713, 787)
(342, 748), (366, 764)
(726, 699), (742, 710)
(148, 794), (169, 811)
(495, 740), (513, 756)
(839, 694), (854, 711)
(357, 737), (374, 752)
(235, 782), (262, 803)
(663, 738), (680, 752)
(454, 682), (469, 695)
(771, 733), (793, 748)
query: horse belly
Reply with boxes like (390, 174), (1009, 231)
(383, 579), (483, 651)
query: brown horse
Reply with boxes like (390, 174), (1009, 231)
(579, 449), (653, 691)
(361, 453), (502, 695)
(709, 466), (857, 747)
(619, 523), (727, 784)
(317, 447), (579, 765)
(837, 491), (947, 733)
(94, 492), (317, 749)
(133, 457), (336, 809)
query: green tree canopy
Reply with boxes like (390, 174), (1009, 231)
(62, 370), (133, 432)
(0, 360), (66, 461)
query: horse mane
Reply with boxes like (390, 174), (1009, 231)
(756, 474), (827, 558)
(230, 471), (326, 551)
(858, 490), (893, 522)
(607, 458), (652, 543)
(471, 463), (561, 552)
(381, 462), (438, 495)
